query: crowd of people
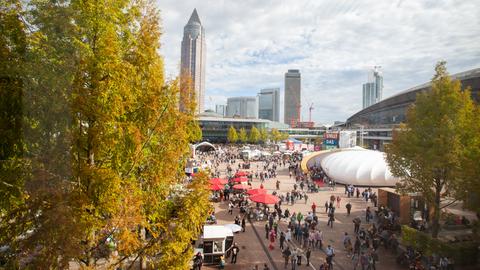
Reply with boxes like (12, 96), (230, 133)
(192, 145), (457, 270)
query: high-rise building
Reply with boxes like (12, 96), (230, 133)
(258, 88), (280, 121)
(215, 104), (226, 116)
(180, 9), (206, 114)
(362, 66), (383, 109)
(284, 69), (301, 126)
(226, 97), (258, 119)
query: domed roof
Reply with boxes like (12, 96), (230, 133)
(304, 148), (399, 186)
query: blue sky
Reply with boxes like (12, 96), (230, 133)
(156, 0), (480, 124)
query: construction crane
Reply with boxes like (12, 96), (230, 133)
(308, 103), (314, 123)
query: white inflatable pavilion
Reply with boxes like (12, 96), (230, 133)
(303, 147), (400, 187)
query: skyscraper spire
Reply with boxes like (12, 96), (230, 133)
(180, 8), (206, 114)
(187, 8), (201, 25)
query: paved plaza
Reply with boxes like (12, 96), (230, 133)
(204, 159), (404, 270)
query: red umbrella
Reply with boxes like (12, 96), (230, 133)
(232, 177), (248, 183)
(209, 184), (224, 191)
(249, 193), (279, 204)
(247, 188), (267, 196)
(209, 178), (228, 185)
(235, 171), (248, 177)
(233, 184), (252, 190)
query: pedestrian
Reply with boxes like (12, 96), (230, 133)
(327, 212), (335, 228)
(353, 217), (361, 234)
(336, 196), (341, 208)
(285, 228), (292, 242)
(346, 202), (352, 216)
(290, 248), (297, 270)
(241, 216), (246, 232)
(265, 223), (270, 239)
(228, 201), (234, 215)
(326, 245), (335, 269)
(324, 201), (329, 213)
(366, 207), (371, 223)
(269, 229), (276, 250)
(306, 247), (311, 266)
(283, 246), (291, 268)
(193, 252), (203, 270)
(219, 255), (225, 269)
(280, 231), (286, 250)
(311, 202), (317, 214)
(296, 247), (303, 266)
(230, 243), (240, 264)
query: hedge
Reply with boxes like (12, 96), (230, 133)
(401, 225), (479, 265)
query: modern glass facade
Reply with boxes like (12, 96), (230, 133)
(362, 67), (383, 109)
(258, 88), (280, 121)
(226, 97), (258, 118)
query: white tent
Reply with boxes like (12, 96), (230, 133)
(307, 148), (399, 186)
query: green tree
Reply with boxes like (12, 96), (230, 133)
(270, 128), (289, 143)
(0, 0), (210, 268)
(259, 127), (268, 143)
(227, 125), (238, 144)
(249, 126), (260, 144)
(238, 128), (247, 144)
(385, 61), (477, 238)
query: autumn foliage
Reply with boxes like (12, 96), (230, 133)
(0, 0), (210, 268)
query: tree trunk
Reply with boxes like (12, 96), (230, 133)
(431, 184), (442, 238)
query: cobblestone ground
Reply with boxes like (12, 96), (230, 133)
(204, 159), (405, 270)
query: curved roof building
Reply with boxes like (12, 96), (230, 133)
(302, 147), (400, 186)
(347, 68), (480, 127)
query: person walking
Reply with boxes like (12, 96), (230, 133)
(346, 202), (352, 216)
(353, 217), (361, 234)
(336, 196), (341, 208)
(306, 247), (311, 266)
(193, 252), (203, 270)
(290, 248), (297, 270)
(327, 211), (335, 228)
(366, 207), (372, 223)
(283, 246), (291, 269)
(230, 243), (240, 264)
(326, 245), (335, 269)
(269, 229), (277, 250)
(280, 231), (286, 250)
(324, 201), (329, 213)
(295, 247), (303, 266)
(241, 216), (246, 232)
(311, 202), (317, 214)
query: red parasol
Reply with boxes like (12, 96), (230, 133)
(235, 171), (248, 177)
(249, 193), (279, 204)
(232, 177), (248, 183)
(247, 188), (267, 196)
(209, 178), (228, 185)
(209, 184), (224, 191)
(233, 184), (252, 190)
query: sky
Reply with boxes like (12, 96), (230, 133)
(156, 0), (480, 125)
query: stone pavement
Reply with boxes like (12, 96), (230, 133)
(204, 159), (404, 270)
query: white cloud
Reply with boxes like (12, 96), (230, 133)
(156, 0), (480, 124)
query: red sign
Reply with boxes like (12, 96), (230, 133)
(324, 132), (339, 139)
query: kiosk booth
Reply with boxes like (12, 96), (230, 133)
(199, 226), (234, 264)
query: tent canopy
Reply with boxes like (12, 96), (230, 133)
(195, 142), (216, 152)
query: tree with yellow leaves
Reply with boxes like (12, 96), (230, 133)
(0, 0), (211, 269)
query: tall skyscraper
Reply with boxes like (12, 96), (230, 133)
(362, 66), (383, 109)
(258, 88), (280, 121)
(226, 97), (258, 119)
(284, 69), (301, 126)
(180, 9), (206, 114)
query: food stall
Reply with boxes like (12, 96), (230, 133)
(199, 225), (234, 264)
